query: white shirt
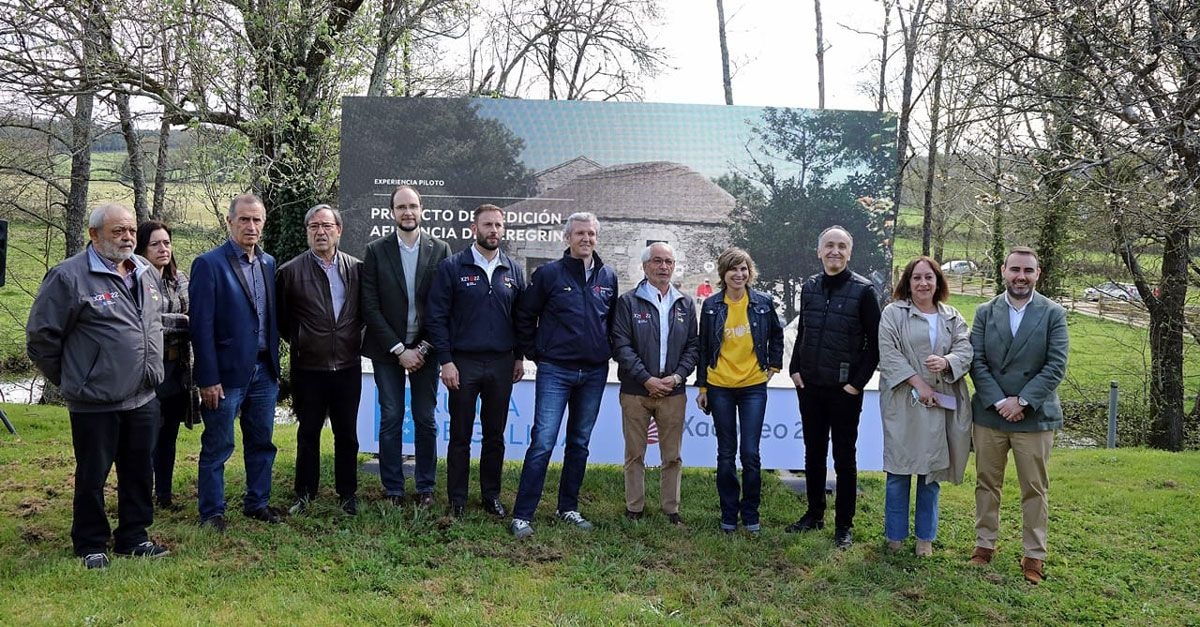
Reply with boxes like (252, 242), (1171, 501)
(1004, 292), (1031, 337)
(471, 244), (502, 283)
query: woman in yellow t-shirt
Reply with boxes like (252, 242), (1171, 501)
(696, 248), (784, 534)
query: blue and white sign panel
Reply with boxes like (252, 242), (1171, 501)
(355, 365), (885, 471)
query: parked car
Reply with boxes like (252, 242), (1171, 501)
(1083, 281), (1141, 302)
(940, 259), (978, 275)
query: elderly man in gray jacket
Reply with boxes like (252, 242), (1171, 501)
(27, 204), (169, 569)
(610, 243), (699, 525)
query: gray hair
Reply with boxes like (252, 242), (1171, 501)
(304, 203), (342, 227)
(228, 193), (265, 218)
(817, 224), (853, 247)
(562, 212), (599, 238)
(88, 204), (132, 228)
(640, 242), (674, 263)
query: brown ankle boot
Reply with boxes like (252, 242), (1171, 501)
(1020, 557), (1045, 584)
(968, 546), (994, 565)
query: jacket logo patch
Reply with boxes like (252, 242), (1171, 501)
(633, 312), (652, 324)
(89, 291), (121, 307)
(460, 274), (480, 287)
(593, 285), (613, 298)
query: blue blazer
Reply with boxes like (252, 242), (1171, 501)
(189, 239), (280, 388)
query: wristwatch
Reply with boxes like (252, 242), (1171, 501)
(672, 374), (683, 388)
(1017, 397), (1029, 407)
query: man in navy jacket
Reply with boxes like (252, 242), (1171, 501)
(425, 204), (525, 519)
(509, 212), (617, 538)
(190, 193), (282, 531)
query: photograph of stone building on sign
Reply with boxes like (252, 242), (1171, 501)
(503, 160), (734, 291)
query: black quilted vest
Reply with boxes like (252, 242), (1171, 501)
(795, 271), (876, 386)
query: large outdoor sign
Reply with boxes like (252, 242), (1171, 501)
(339, 97), (896, 469)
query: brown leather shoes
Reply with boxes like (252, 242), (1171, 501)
(968, 546), (994, 565)
(1020, 557), (1045, 584)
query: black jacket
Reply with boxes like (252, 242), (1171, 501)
(788, 270), (881, 389)
(610, 280), (699, 396)
(360, 230), (451, 361)
(696, 288), (784, 388)
(425, 246), (525, 364)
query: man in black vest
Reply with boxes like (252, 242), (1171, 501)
(785, 225), (881, 549)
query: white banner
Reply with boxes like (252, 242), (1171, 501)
(355, 364), (884, 471)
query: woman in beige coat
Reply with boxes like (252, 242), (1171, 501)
(878, 256), (972, 557)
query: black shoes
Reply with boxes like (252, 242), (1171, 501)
(200, 515), (227, 533)
(387, 494), (406, 507)
(244, 506), (285, 524)
(450, 503), (466, 518)
(481, 497), (508, 518)
(624, 509), (644, 521)
(666, 512), (685, 527)
(340, 496), (358, 516)
(415, 492), (435, 509)
(834, 527), (854, 549)
(156, 497), (183, 512)
(82, 553), (110, 569)
(785, 513), (825, 533)
(116, 541), (171, 558)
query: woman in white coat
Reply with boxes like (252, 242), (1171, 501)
(877, 256), (972, 556)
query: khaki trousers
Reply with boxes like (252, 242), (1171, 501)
(619, 392), (685, 514)
(973, 423), (1053, 559)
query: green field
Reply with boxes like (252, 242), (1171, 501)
(0, 405), (1197, 625)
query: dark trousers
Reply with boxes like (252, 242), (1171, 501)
(152, 392), (188, 503)
(446, 353), (515, 506)
(797, 385), (864, 530)
(69, 399), (159, 555)
(292, 367), (362, 501)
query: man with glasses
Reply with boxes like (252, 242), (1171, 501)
(361, 186), (451, 508)
(610, 243), (698, 525)
(277, 204), (364, 516)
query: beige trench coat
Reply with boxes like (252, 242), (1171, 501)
(877, 300), (973, 483)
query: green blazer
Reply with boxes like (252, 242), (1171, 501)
(360, 229), (451, 362)
(969, 291), (1068, 432)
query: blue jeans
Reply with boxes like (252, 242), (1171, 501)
(884, 472), (940, 541)
(197, 362), (279, 520)
(512, 362), (607, 521)
(373, 358), (440, 497)
(708, 383), (767, 530)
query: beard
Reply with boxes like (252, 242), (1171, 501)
(398, 221), (419, 232)
(476, 235), (499, 251)
(95, 240), (134, 263)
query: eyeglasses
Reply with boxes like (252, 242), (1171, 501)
(307, 222), (339, 232)
(648, 257), (675, 266)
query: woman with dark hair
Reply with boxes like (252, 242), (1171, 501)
(696, 247), (784, 534)
(877, 256), (972, 556)
(135, 220), (194, 511)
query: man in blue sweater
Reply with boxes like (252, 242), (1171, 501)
(509, 212), (618, 538)
(425, 204), (526, 519)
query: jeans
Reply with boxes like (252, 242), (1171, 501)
(69, 399), (158, 555)
(885, 472), (940, 541)
(446, 353), (515, 506)
(292, 367), (361, 501)
(708, 383), (767, 530)
(197, 361), (279, 521)
(373, 358), (439, 497)
(512, 362), (607, 521)
(797, 385), (864, 530)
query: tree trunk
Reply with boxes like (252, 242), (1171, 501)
(814, 0), (825, 109)
(716, 0), (733, 105)
(152, 118), (170, 219)
(888, 0), (925, 245)
(920, 0), (950, 257)
(876, 0), (892, 113)
(990, 116), (1005, 295)
(1149, 225), (1187, 450)
(65, 2), (105, 258)
(116, 91), (149, 224)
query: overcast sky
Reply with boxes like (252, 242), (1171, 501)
(644, 0), (885, 111)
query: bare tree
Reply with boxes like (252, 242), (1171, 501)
(716, 0), (733, 104)
(813, 0), (826, 109)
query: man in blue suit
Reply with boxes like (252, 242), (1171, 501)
(190, 193), (282, 531)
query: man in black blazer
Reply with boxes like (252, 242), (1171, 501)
(361, 186), (451, 507)
(190, 193), (282, 531)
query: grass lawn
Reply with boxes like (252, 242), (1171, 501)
(1, 404), (1197, 625)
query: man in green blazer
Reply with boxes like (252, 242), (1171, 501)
(361, 185), (451, 508)
(967, 246), (1068, 585)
